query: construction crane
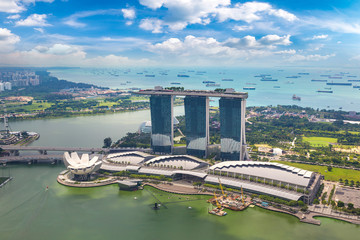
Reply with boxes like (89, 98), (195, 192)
(1, 101), (10, 137)
(218, 177), (226, 198)
(213, 191), (221, 209)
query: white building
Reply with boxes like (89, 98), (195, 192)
(0, 83), (4, 91)
(4, 82), (11, 90)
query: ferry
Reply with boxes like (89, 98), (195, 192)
(177, 74), (190, 77)
(243, 87), (255, 90)
(292, 94), (301, 101)
(222, 79), (234, 81)
(326, 82), (352, 86)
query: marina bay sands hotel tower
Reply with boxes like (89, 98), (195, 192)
(138, 87), (249, 161)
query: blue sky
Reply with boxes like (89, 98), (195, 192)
(0, 0), (360, 67)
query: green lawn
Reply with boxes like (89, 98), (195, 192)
(274, 161), (360, 182)
(174, 143), (186, 147)
(302, 136), (337, 147)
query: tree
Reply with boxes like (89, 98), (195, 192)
(337, 201), (344, 208)
(313, 199), (320, 205)
(344, 179), (349, 186)
(347, 203), (354, 210)
(103, 137), (112, 148)
(327, 166), (332, 172)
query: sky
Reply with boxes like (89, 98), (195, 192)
(0, 0), (360, 67)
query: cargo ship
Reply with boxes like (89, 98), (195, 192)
(260, 78), (278, 81)
(177, 74), (190, 77)
(311, 79), (327, 82)
(286, 76), (300, 78)
(203, 80), (215, 84)
(243, 87), (255, 90)
(326, 82), (352, 86)
(171, 82), (181, 85)
(348, 80), (360, 82)
(328, 76), (342, 79)
(145, 74), (155, 77)
(298, 73), (310, 75)
(206, 83), (220, 87)
(317, 90), (333, 93)
(222, 78), (234, 81)
(292, 94), (301, 101)
(353, 86), (360, 88)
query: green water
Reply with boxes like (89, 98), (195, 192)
(0, 165), (359, 240)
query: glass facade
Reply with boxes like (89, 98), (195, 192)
(184, 96), (209, 157)
(219, 97), (242, 160)
(150, 95), (173, 153)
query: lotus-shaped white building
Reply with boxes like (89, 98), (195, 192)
(63, 152), (102, 180)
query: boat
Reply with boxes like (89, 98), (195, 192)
(285, 81), (294, 84)
(320, 75), (331, 77)
(206, 83), (220, 87)
(246, 82), (257, 85)
(347, 75), (357, 77)
(171, 82), (181, 85)
(298, 73), (309, 75)
(145, 74), (155, 77)
(348, 80), (360, 82)
(286, 76), (300, 78)
(243, 87), (255, 90)
(311, 79), (327, 82)
(292, 94), (301, 101)
(203, 81), (215, 84)
(317, 90), (333, 93)
(136, 72), (143, 74)
(324, 87), (332, 90)
(353, 86), (360, 88)
(273, 86), (280, 88)
(328, 76), (342, 79)
(326, 82), (352, 86)
(208, 207), (227, 216)
(222, 78), (234, 81)
(177, 74), (190, 77)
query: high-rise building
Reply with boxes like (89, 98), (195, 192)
(184, 96), (209, 158)
(219, 97), (248, 160)
(4, 82), (11, 90)
(150, 95), (173, 154)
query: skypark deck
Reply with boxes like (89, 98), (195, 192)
(137, 89), (248, 99)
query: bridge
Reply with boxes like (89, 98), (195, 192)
(0, 146), (152, 163)
(0, 146), (151, 153)
(0, 154), (63, 164)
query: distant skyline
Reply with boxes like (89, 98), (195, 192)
(0, 0), (360, 67)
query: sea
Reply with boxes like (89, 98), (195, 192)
(49, 66), (360, 112)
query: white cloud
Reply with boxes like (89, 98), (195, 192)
(139, 0), (296, 32)
(0, 28), (20, 52)
(34, 27), (44, 33)
(0, 0), (25, 13)
(0, 0), (54, 13)
(7, 14), (21, 19)
(288, 53), (335, 62)
(122, 8), (136, 19)
(0, 43), (151, 67)
(233, 25), (253, 31)
(148, 34), (287, 64)
(312, 34), (328, 40)
(16, 14), (51, 27)
(225, 34), (291, 49)
(64, 9), (123, 28)
(139, 18), (164, 33)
